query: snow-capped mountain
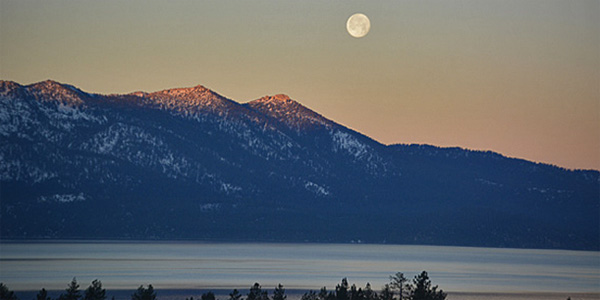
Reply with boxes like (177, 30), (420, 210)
(1, 80), (598, 250)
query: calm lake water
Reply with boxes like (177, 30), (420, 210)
(0, 242), (598, 299)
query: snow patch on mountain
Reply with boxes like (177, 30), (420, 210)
(304, 181), (330, 196)
(199, 203), (221, 212)
(332, 130), (368, 159)
(220, 182), (242, 194)
(38, 103), (104, 131)
(0, 97), (40, 137)
(56, 103), (102, 122)
(476, 178), (503, 187)
(39, 193), (86, 203)
(81, 123), (191, 178)
(158, 152), (190, 178)
(0, 157), (58, 183)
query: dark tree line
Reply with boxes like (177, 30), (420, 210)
(0, 279), (153, 300)
(0, 272), (448, 300)
(300, 272), (445, 300)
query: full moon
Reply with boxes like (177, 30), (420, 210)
(346, 13), (370, 38)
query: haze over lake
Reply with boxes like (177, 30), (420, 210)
(1, 242), (598, 298)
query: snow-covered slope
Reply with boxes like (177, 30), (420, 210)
(1, 80), (598, 250)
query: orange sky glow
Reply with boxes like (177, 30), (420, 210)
(1, 0), (598, 170)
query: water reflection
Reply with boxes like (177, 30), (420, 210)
(0, 242), (598, 294)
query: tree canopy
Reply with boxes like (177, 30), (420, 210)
(0, 271), (447, 300)
(131, 285), (156, 300)
(84, 280), (106, 300)
(59, 278), (81, 300)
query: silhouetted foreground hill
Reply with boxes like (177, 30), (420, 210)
(1, 80), (598, 250)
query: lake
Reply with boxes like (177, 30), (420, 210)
(0, 242), (598, 300)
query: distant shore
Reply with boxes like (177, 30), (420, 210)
(6, 289), (600, 300)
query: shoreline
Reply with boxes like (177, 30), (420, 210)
(7, 289), (599, 300)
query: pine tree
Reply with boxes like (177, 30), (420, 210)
(60, 278), (81, 300)
(389, 273), (409, 300)
(349, 284), (364, 300)
(201, 292), (215, 300)
(84, 280), (106, 300)
(272, 284), (286, 300)
(335, 278), (349, 300)
(228, 289), (242, 300)
(363, 283), (376, 300)
(378, 284), (394, 300)
(301, 291), (317, 300)
(131, 285), (156, 300)
(36, 288), (51, 300)
(318, 287), (333, 300)
(0, 283), (18, 300)
(247, 283), (267, 300)
(410, 271), (446, 300)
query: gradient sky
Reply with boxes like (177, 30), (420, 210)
(1, 0), (598, 170)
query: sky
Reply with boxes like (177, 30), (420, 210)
(1, 0), (598, 170)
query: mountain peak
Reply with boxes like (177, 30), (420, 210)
(273, 94), (290, 100)
(266, 94), (292, 102)
(247, 94), (332, 130)
(147, 84), (218, 100)
(0, 80), (26, 99)
(155, 84), (212, 96)
(29, 80), (78, 92)
(28, 80), (84, 93)
(0, 80), (22, 91)
(252, 94), (299, 106)
(140, 84), (240, 114)
(36, 79), (62, 86)
(26, 80), (87, 105)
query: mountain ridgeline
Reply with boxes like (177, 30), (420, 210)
(1, 80), (598, 250)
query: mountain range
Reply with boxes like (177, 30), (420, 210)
(1, 80), (598, 250)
